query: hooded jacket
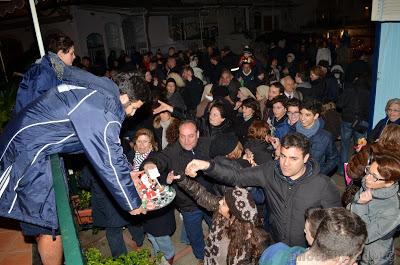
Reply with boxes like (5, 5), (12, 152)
(204, 157), (341, 247)
(0, 66), (141, 229)
(14, 52), (65, 115)
(349, 182), (400, 264)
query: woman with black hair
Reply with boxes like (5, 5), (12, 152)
(234, 98), (261, 143)
(153, 99), (234, 139)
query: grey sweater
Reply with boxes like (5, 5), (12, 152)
(349, 182), (400, 265)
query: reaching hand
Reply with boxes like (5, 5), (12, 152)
(267, 136), (281, 150)
(185, 159), (210, 177)
(234, 101), (242, 111)
(153, 100), (173, 115)
(130, 171), (143, 180)
(357, 189), (373, 204)
(166, 171), (181, 184)
(243, 149), (257, 167)
(129, 206), (147, 215)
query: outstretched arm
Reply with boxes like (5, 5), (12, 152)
(186, 156), (271, 188)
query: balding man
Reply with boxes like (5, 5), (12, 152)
(143, 120), (213, 265)
(281, 76), (303, 101)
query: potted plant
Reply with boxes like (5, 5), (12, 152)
(71, 190), (93, 225)
(85, 247), (162, 265)
(0, 80), (18, 131)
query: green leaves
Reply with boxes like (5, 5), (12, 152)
(77, 190), (92, 210)
(85, 247), (161, 265)
(0, 80), (18, 130)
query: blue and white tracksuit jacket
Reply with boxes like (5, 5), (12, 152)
(0, 66), (141, 229)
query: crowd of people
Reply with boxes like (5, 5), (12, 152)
(1, 33), (400, 265)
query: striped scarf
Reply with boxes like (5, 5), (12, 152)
(132, 150), (151, 172)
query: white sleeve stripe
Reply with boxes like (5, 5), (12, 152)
(104, 121), (133, 210)
(0, 119), (70, 163)
(31, 133), (75, 165)
(7, 133), (76, 214)
(67, 90), (97, 116)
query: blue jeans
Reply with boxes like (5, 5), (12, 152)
(147, 233), (175, 259)
(105, 224), (144, 258)
(181, 209), (212, 260)
(340, 121), (367, 174)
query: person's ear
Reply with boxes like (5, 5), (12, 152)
(336, 255), (351, 265)
(314, 113), (320, 120)
(303, 153), (310, 164)
(197, 131), (200, 138)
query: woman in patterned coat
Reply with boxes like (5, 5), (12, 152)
(167, 173), (272, 265)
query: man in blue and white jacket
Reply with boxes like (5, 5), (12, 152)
(0, 66), (149, 265)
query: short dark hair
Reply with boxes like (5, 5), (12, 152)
(47, 34), (74, 54)
(182, 65), (194, 75)
(270, 95), (288, 108)
(311, 207), (367, 261)
(210, 100), (227, 119)
(300, 99), (322, 115)
(242, 98), (261, 120)
(269, 82), (285, 95)
(114, 72), (150, 103)
(304, 207), (325, 240)
(287, 98), (301, 108)
(281, 132), (310, 155)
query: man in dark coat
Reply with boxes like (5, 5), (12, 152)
(143, 120), (213, 264)
(185, 132), (341, 247)
(79, 164), (145, 258)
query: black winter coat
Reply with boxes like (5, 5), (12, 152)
(79, 164), (132, 228)
(234, 116), (258, 143)
(336, 83), (370, 123)
(144, 138), (213, 212)
(310, 78), (328, 103)
(182, 77), (204, 111)
(204, 157), (341, 247)
(243, 139), (274, 165)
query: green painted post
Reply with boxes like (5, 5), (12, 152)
(51, 154), (85, 265)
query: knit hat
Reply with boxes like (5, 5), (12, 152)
(225, 187), (258, 223)
(209, 133), (239, 158)
(331, 64), (344, 73)
(286, 53), (295, 60)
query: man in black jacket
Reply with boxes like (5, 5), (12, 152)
(181, 66), (204, 112)
(143, 120), (212, 264)
(185, 132), (341, 247)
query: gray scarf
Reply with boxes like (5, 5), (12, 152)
(296, 118), (320, 138)
(160, 120), (171, 149)
(48, 52), (66, 80)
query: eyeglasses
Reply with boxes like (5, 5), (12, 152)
(287, 111), (300, 116)
(364, 166), (386, 182)
(387, 108), (400, 113)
